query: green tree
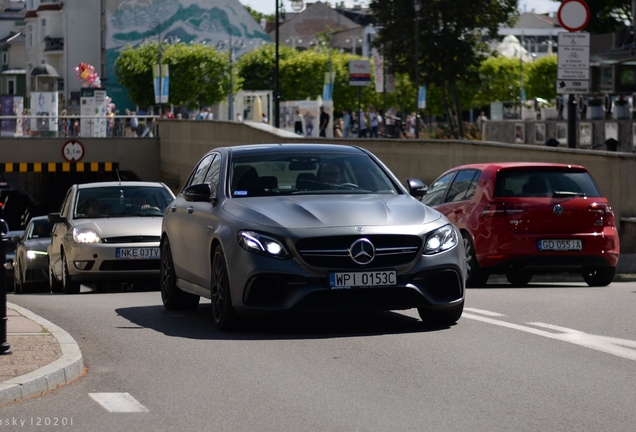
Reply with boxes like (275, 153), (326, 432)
(576, 0), (632, 34)
(524, 55), (558, 100)
(370, 0), (519, 138)
(115, 41), (233, 110)
(478, 55), (524, 103)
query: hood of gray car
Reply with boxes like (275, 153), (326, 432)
(222, 194), (441, 229)
(72, 217), (163, 238)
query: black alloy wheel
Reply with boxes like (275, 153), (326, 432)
(210, 244), (238, 331)
(13, 261), (23, 295)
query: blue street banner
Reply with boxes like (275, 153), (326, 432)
(153, 64), (169, 104)
(418, 85), (427, 109)
(322, 71), (336, 101)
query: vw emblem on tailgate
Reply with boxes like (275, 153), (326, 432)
(553, 204), (564, 215)
(349, 238), (375, 265)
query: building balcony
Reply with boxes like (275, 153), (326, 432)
(44, 37), (63, 52)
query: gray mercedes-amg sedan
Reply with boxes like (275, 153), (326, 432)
(160, 143), (466, 330)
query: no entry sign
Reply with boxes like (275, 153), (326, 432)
(558, 0), (590, 32)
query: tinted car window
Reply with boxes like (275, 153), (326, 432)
(446, 169), (480, 203)
(494, 170), (603, 198)
(29, 221), (54, 239)
(421, 172), (456, 206)
(188, 154), (215, 187)
(204, 153), (221, 186)
(229, 153), (399, 198)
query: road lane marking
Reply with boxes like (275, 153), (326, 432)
(464, 308), (506, 317)
(89, 393), (149, 412)
(463, 313), (636, 362)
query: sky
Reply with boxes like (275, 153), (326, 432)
(240, 0), (561, 16)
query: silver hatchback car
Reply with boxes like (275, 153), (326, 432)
(48, 181), (175, 293)
(160, 144), (466, 330)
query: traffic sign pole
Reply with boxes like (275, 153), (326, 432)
(556, 0), (590, 149)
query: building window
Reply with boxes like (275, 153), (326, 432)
(27, 24), (33, 48)
(40, 18), (47, 41)
(2, 52), (7, 65)
(8, 78), (15, 95)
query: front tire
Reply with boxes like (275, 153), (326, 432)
(49, 261), (63, 293)
(160, 240), (199, 310)
(13, 263), (23, 295)
(210, 245), (238, 331)
(462, 232), (488, 287)
(582, 266), (615, 287)
(418, 301), (464, 326)
(62, 254), (81, 294)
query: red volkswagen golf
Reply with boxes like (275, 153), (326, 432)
(421, 162), (620, 287)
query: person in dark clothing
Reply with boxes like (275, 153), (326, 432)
(319, 106), (329, 137)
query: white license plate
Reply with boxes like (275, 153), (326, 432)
(329, 270), (397, 288)
(538, 239), (582, 251)
(116, 247), (160, 259)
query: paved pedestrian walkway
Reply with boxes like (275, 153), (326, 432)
(0, 303), (84, 406)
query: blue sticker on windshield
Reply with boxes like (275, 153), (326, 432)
(234, 190), (248, 196)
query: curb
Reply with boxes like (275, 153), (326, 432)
(0, 302), (84, 406)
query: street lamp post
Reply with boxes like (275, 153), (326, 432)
(275, 0), (303, 128)
(414, 0), (420, 139)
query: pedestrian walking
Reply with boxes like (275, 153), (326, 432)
(294, 109), (304, 135)
(369, 106), (379, 138)
(342, 109), (351, 137)
(358, 110), (368, 138)
(319, 106), (329, 137)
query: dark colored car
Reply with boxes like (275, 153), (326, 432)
(12, 216), (54, 294)
(160, 143), (466, 330)
(421, 162), (620, 287)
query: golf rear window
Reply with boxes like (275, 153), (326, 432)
(494, 170), (603, 198)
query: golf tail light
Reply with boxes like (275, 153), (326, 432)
(589, 202), (615, 227)
(481, 203), (527, 217)
(238, 231), (291, 259)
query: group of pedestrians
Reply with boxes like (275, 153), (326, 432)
(337, 106), (382, 138)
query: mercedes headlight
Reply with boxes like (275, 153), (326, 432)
(424, 224), (458, 255)
(238, 231), (290, 259)
(72, 227), (101, 243)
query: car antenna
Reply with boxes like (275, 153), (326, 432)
(116, 169), (122, 185)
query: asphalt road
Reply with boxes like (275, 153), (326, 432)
(2, 280), (636, 432)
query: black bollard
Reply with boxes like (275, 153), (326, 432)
(0, 219), (11, 355)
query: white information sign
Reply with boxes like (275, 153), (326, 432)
(557, 31), (590, 94)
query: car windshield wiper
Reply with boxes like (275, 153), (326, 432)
(552, 191), (586, 197)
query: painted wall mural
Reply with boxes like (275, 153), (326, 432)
(104, 0), (271, 110)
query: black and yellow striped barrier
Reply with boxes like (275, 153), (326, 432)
(0, 162), (118, 173)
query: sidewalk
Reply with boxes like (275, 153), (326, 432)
(0, 303), (84, 406)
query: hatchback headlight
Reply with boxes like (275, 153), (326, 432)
(72, 227), (101, 243)
(238, 231), (291, 259)
(424, 224), (458, 255)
